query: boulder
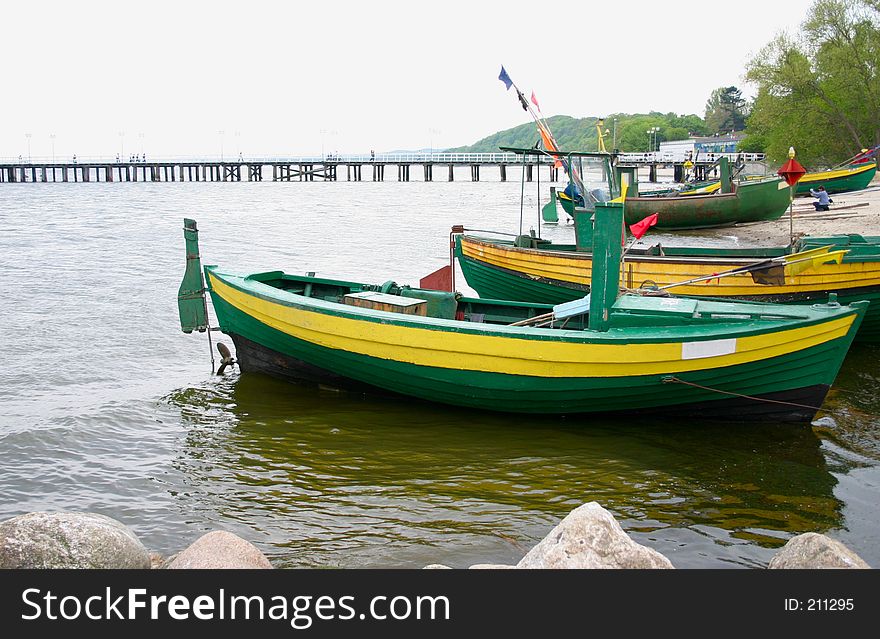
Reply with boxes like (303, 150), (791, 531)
(768, 533), (870, 569)
(165, 531), (272, 569)
(517, 502), (674, 569)
(0, 512), (150, 569)
(423, 564), (453, 569)
(469, 563), (516, 569)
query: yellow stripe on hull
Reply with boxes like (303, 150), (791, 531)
(461, 238), (880, 297)
(799, 162), (877, 184)
(208, 273), (855, 379)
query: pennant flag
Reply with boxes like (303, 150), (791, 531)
(538, 127), (555, 152)
(786, 249), (848, 276)
(628, 213), (659, 239)
(498, 66), (513, 90)
(516, 89), (529, 111)
(531, 91), (540, 110)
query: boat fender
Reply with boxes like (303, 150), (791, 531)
(216, 342), (236, 375)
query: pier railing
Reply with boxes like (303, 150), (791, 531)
(0, 152), (542, 165)
(0, 151), (764, 166)
(0, 150), (766, 185)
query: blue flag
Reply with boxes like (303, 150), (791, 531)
(498, 66), (513, 90)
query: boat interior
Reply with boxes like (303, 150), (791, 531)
(241, 271), (813, 332)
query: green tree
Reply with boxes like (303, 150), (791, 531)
(704, 86), (748, 134)
(744, 0), (880, 165)
(447, 112), (709, 154)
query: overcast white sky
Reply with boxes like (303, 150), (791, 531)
(0, 0), (815, 160)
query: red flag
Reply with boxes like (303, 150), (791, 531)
(531, 91), (540, 110)
(629, 213), (659, 239)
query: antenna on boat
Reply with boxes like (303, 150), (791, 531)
(498, 66), (587, 201)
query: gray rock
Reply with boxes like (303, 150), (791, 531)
(423, 564), (453, 569)
(0, 512), (150, 569)
(469, 563), (516, 569)
(517, 502), (674, 569)
(166, 531), (272, 569)
(768, 533), (870, 569)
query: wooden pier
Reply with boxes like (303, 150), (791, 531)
(0, 151), (765, 186)
(0, 153), (564, 185)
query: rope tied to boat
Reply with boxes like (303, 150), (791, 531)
(661, 376), (824, 413)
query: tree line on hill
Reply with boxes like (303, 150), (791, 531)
(451, 0), (878, 169)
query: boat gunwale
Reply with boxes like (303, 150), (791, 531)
(205, 266), (862, 345)
(799, 161), (877, 183)
(461, 233), (880, 266)
(460, 235), (850, 268)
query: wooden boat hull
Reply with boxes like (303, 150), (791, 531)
(794, 162), (877, 195)
(624, 177), (792, 229)
(205, 267), (865, 421)
(559, 177), (792, 229)
(457, 234), (880, 342)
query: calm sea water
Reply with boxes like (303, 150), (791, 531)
(1, 173), (879, 568)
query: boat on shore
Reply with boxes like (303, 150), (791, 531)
(645, 158), (877, 198)
(794, 161), (877, 195)
(556, 154), (792, 230)
(179, 216), (865, 422)
(456, 231), (880, 343)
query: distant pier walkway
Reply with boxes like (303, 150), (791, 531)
(0, 151), (764, 185)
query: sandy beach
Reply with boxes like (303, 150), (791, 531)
(704, 176), (880, 245)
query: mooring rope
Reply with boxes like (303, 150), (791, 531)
(661, 375), (824, 413)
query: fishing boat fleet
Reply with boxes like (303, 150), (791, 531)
(178, 159), (877, 423)
(177, 76), (880, 425)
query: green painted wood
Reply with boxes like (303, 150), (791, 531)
(208, 284), (863, 419)
(624, 176), (792, 229)
(455, 236), (880, 342)
(794, 163), (877, 195)
(177, 218), (209, 333)
(589, 201), (623, 331)
(561, 175), (792, 230)
(719, 156), (732, 193)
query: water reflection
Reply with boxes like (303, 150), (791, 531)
(815, 344), (880, 465)
(164, 372), (842, 568)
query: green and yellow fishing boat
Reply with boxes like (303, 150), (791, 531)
(794, 161), (877, 195)
(179, 213), (865, 422)
(556, 154), (792, 230)
(633, 159), (877, 199)
(456, 231), (880, 343)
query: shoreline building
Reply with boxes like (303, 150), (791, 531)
(659, 132), (746, 161)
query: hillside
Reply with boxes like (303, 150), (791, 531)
(446, 113), (709, 153)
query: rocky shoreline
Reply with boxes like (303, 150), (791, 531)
(0, 503), (870, 569)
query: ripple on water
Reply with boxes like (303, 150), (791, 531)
(1, 182), (879, 568)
